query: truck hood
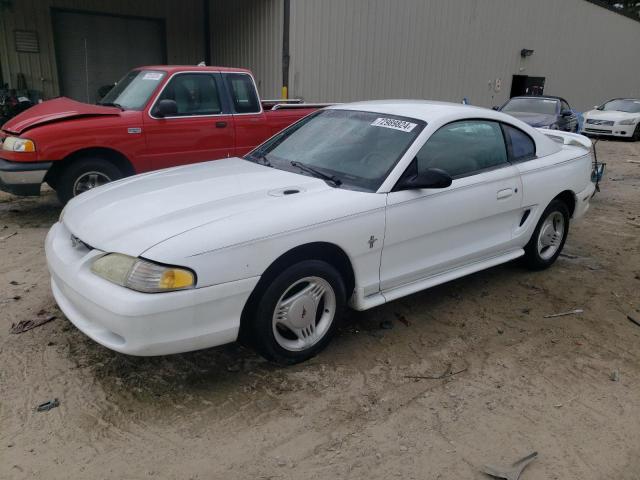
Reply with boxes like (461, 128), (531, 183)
(62, 158), (334, 256)
(503, 111), (557, 127)
(2, 97), (120, 134)
(583, 109), (639, 122)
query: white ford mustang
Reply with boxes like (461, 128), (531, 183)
(46, 100), (599, 364)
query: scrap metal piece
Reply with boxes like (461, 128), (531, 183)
(9, 316), (56, 334)
(482, 451), (538, 480)
(36, 399), (60, 412)
(543, 309), (583, 319)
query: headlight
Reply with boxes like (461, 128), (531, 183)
(91, 253), (195, 293)
(2, 136), (36, 152)
(618, 118), (637, 125)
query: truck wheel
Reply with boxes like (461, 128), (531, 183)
(248, 260), (346, 365)
(56, 158), (123, 204)
(523, 199), (570, 270)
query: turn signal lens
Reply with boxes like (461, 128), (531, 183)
(2, 136), (36, 152)
(91, 253), (196, 293)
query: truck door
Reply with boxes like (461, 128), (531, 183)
(221, 72), (270, 156)
(142, 72), (235, 170)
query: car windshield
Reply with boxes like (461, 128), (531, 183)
(246, 109), (425, 191)
(99, 70), (166, 110)
(502, 98), (558, 115)
(601, 99), (640, 113)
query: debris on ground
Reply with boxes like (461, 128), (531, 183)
(559, 252), (579, 259)
(36, 399), (60, 412)
(404, 363), (468, 381)
(0, 232), (17, 241)
(543, 309), (583, 319)
(627, 315), (640, 328)
(395, 313), (410, 327)
(626, 160), (640, 164)
(610, 370), (620, 382)
(10, 315), (57, 334)
(482, 451), (538, 480)
(379, 320), (394, 330)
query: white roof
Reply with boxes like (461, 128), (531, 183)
(328, 99), (565, 157)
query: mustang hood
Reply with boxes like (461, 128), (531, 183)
(62, 158), (335, 256)
(504, 111), (557, 128)
(2, 97), (120, 134)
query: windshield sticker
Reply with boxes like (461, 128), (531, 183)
(142, 72), (163, 81)
(371, 117), (417, 132)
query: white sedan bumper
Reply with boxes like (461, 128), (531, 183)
(582, 122), (636, 138)
(45, 222), (259, 356)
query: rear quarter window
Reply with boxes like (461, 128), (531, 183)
(502, 124), (536, 162)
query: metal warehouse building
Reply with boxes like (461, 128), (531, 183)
(1, 0), (639, 111)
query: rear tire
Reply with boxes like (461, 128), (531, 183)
(248, 260), (346, 365)
(56, 158), (123, 205)
(523, 199), (570, 270)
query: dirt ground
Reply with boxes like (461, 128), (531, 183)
(1, 140), (639, 480)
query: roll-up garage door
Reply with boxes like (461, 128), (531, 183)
(52, 10), (166, 103)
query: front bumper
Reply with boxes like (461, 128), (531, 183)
(582, 123), (636, 138)
(0, 158), (51, 196)
(45, 221), (260, 356)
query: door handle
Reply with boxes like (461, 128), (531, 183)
(497, 188), (513, 199)
(215, 121), (227, 128)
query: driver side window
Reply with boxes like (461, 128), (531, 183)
(156, 73), (221, 116)
(415, 120), (508, 178)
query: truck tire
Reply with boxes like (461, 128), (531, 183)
(56, 158), (123, 205)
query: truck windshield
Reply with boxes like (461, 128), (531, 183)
(99, 70), (166, 110)
(246, 109), (425, 191)
(502, 98), (558, 115)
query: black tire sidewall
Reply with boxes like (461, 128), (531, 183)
(524, 199), (570, 270)
(250, 260), (346, 365)
(57, 158), (122, 204)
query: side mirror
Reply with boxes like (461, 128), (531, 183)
(155, 99), (178, 117)
(560, 110), (572, 117)
(492, 106), (500, 111)
(398, 168), (452, 190)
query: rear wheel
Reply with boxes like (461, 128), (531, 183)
(523, 199), (570, 270)
(248, 260), (346, 365)
(56, 158), (123, 204)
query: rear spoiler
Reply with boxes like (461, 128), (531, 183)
(535, 128), (592, 149)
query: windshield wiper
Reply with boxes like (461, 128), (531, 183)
(290, 161), (342, 186)
(248, 151), (272, 167)
(98, 101), (125, 110)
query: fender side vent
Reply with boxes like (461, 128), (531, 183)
(519, 209), (531, 227)
(283, 189), (299, 195)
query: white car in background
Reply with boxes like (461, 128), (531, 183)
(582, 98), (640, 140)
(46, 101), (598, 364)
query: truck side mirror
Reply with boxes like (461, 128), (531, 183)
(155, 99), (178, 117)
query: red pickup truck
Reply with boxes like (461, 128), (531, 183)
(0, 66), (322, 203)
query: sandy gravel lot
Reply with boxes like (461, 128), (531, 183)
(1, 140), (639, 479)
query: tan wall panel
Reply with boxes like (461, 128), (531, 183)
(289, 0), (640, 111)
(0, 0), (204, 98)
(210, 0), (283, 99)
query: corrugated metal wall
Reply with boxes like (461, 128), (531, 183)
(289, 0), (640, 111)
(0, 0), (204, 99)
(209, 0), (283, 99)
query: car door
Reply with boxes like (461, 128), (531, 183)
(380, 120), (523, 291)
(142, 72), (235, 170)
(559, 99), (578, 132)
(221, 72), (271, 157)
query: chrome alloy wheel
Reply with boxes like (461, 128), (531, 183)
(73, 171), (112, 195)
(537, 211), (565, 260)
(272, 276), (336, 352)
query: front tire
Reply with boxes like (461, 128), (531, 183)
(523, 199), (570, 270)
(632, 123), (640, 142)
(248, 260), (346, 365)
(56, 158), (123, 204)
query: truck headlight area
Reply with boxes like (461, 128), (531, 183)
(91, 253), (196, 293)
(2, 136), (36, 152)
